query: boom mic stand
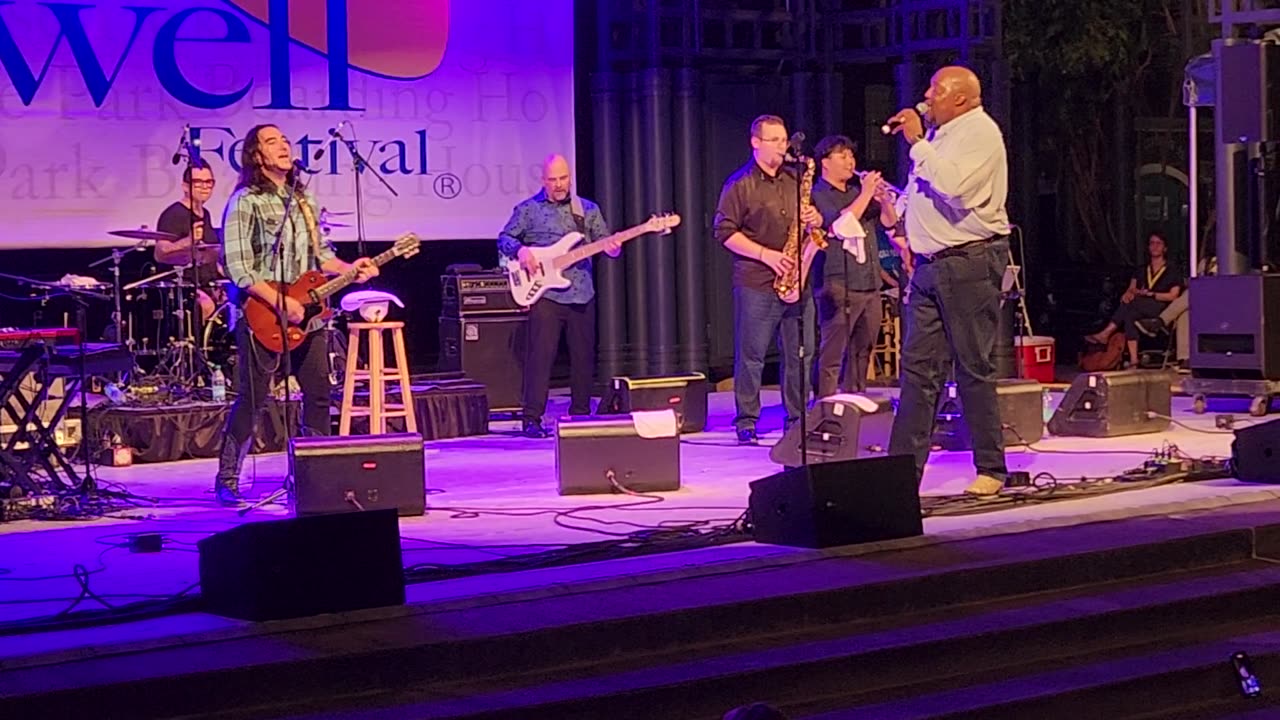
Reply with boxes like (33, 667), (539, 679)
(327, 122), (399, 266)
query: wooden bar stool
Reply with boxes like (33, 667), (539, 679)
(339, 321), (418, 435)
(868, 294), (901, 382)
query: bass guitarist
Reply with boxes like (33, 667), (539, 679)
(215, 123), (378, 506)
(498, 154), (622, 439)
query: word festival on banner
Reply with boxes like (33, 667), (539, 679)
(0, 0), (575, 247)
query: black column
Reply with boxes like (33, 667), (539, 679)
(640, 68), (678, 376)
(791, 71), (815, 144)
(591, 72), (627, 386)
(624, 72), (650, 375)
(895, 61), (917, 186)
(673, 67), (707, 374)
(1112, 93), (1135, 254)
(817, 71), (844, 139)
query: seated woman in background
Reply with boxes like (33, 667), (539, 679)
(1084, 232), (1184, 368)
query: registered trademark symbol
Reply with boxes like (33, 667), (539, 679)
(433, 173), (461, 199)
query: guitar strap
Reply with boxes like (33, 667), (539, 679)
(569, 194), (588, 235)
(295, 189), (323, 268)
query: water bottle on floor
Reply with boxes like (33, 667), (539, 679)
(1042, 387), (1055, 423)
(211, 365), (226, 402)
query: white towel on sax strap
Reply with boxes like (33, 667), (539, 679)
(832, 212), (867, 264)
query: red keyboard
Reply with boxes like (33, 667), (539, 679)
(0, 328), (81, 350)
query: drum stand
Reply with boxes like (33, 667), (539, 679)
(152, 270), (212, 394)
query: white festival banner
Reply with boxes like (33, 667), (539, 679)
(0, 0), (575, 247)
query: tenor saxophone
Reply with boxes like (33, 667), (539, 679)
(773, 156), (829, 303)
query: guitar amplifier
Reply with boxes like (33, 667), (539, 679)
(438, 316), (526, 412)
(440, 270), (526, 317)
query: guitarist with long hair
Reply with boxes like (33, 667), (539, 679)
(214, 123), (379, 506)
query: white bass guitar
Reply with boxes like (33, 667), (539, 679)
(507, 213), (681, 307)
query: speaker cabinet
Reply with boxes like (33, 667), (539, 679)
(197, 509), (405, 621)
(598, 373), (709, 433)
(748, 454), (922, 549)
(769, 394), (894, 467)
(1216, 40), (1280, 144)
(933, 378), (1045, 450)
(555, 412), (680, 495)
(1190, 274), (1280, 380)
(1047, 370), (1171, 438)
(438, 316), (526, 412)
(291, 433), (426, 517)
(1233, 418), (1280, 483)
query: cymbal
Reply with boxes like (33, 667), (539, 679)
(109, 227), (179, 242)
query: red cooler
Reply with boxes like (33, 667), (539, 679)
(1014, 336), (1055, 383)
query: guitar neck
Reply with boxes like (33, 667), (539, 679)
(312, 247), (400, 299)
(552, 224), (651, 270)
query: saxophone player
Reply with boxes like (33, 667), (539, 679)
(810, 136), (899, 396)
(713, 115), (822, 446)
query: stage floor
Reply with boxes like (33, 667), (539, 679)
(2, 387), (1280, 666)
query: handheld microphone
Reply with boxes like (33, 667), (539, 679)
(881, 102), (930, 135)
(171, 124), (190, 165)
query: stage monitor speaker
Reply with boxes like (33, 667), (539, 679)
(933, 378), (1044, 450)
(1047, 370), (1171, 438)
(438, 315), (525, 412)
(1189, 275), (1280, 379)
(768, 394), (894, 467)
(197, 509), (405, 621)
(1217, 40), (1280, 144)
(555, 412), (680, 495)
(291, 433), (426, 517)
(598, 373), (709, 433)
(1232, 418), (1280, 483)
(748, 454), (922, 549)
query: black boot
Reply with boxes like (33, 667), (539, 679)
(214, 437), (249, 506)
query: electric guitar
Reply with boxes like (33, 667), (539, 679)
(507, 213), (681, 307)
(244, 232), (421, 353)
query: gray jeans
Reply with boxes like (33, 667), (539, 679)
(815, 284), (881, 396)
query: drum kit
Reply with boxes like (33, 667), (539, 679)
(86, 220), (350, 396)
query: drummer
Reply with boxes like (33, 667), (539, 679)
(154, 158), (221, 321)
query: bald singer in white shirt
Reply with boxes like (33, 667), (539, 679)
(884, 65), (1013, 497)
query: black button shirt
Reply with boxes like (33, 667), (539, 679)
(713, 160), (799, 291)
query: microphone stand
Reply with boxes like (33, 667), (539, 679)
(240, 168), (312, 517)
(333, 125), (398, 267)
(786, 146), (810, 466)
(88, 239), (148, 353)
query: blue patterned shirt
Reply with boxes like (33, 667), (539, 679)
(221, 183), (337, 299)
(497, 190), (610, 305)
